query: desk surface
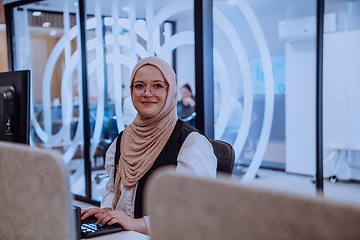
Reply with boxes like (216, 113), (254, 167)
(91, 230), (149, 239)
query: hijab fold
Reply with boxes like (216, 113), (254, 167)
(112, 57), (178, 209)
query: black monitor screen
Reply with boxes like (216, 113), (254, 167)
(0, 70), (30, 144)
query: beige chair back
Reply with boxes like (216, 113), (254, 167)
(0, 141), (75, 240)
(145, 167), (360, 240)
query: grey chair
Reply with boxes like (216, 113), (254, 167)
(209, 139), (235, 175)
(0, 141), (76, 240)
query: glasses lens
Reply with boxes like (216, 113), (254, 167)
(132, 84), (144, 96)
(150, 84), (166, 96)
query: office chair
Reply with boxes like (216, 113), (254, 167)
(0, 141), (76, 240)
(209, 139), (235, 175)
(145, 168), (360, 240)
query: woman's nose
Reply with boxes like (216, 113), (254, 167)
(143, 86), (152, 96)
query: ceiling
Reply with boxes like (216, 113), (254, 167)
(6, 0), (356, 16)
(3, 0), (357, 25)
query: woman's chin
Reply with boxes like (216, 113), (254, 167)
(138, 111), (157, 119)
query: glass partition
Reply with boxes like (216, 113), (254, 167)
(6, 0), (360, 204)
(323, 0), (360, 185)
(82, 0), (195, 200)
(213, 0), (317, 181)
(9, 0), (195, 202)
(11, 0), (88, 197)
(0, 18), (7, 72)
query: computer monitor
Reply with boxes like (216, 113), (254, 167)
(0, 70), (30, 144)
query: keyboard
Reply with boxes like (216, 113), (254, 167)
(81, 215), (123, 238)
(74, 206), (123, 239)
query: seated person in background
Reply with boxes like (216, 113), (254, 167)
(81, 57), (217, 235)
(177, 84), (196, 126)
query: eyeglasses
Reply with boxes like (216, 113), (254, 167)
(130, 82), (168, 96)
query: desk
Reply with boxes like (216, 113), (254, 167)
(91, 230), (149, 239)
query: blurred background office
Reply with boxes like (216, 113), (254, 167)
(1, 0), (360, 206)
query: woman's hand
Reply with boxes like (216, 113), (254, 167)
(81, 207), (109, 220)
(95, 210), (148, 235)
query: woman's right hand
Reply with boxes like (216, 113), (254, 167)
(81, 207), (110, 220)
(96, 210), (148, 235)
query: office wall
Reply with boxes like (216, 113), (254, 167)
(0, 30), (8, 72)
(285, 40), (316, 176)
(322, 30), (360, 181)
(29, 35), (64, 104)
(0, 0), (8, 72)
(323, 30), (360, 151)
(0, 0), (4, 24)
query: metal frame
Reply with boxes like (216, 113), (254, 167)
(4, 0), (40, 71)
(78, 0), (93, 200)
(315, 0), (325, 191)
(194, 0), (214, 139)
(4, 3), (14, 71)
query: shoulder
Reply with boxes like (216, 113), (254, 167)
(176, 119), (199, 134)
(177, 132), (217, 178)
(182, 132), (212, 148)
(171, 119), (202, 143)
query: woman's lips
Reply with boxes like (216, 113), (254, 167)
(142, 101), (156, 106)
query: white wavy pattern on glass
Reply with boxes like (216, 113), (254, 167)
(32, 2), (83, 164)
(213, 0), (274, 182)
(34, 0), (195, 164)
(34, 0), (273, 183)
(213, 7), (253, 165)
(33, 25), (82, 164)
(236, 0), (274, 182)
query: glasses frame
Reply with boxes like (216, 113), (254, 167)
(130, 83), (169, 96)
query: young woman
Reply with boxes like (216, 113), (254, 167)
(178, 83), (196, 117)
(81, 57), (217, 234)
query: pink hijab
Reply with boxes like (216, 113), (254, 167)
(112, 57), (178, 209)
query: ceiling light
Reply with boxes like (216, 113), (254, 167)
(49, 30), (57, 36)
(32, 11), (41, 16)
(74, 2), (78, 7)
(123, 7), (130, 12)
(42, 22), (50, 27)
(228, 0), (237, 5)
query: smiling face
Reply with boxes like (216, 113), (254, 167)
(131, 65), (169, 119)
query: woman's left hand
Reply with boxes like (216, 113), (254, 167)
(95, 210), (148, 235)
(81, 207), (109, 220)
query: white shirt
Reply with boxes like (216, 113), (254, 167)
(100, 132), (217, 217)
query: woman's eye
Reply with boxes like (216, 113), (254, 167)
(153, 84), (164, 89)
(134, 83), (144, 89)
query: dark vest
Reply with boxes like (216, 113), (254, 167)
(114, 119), (198, 218)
